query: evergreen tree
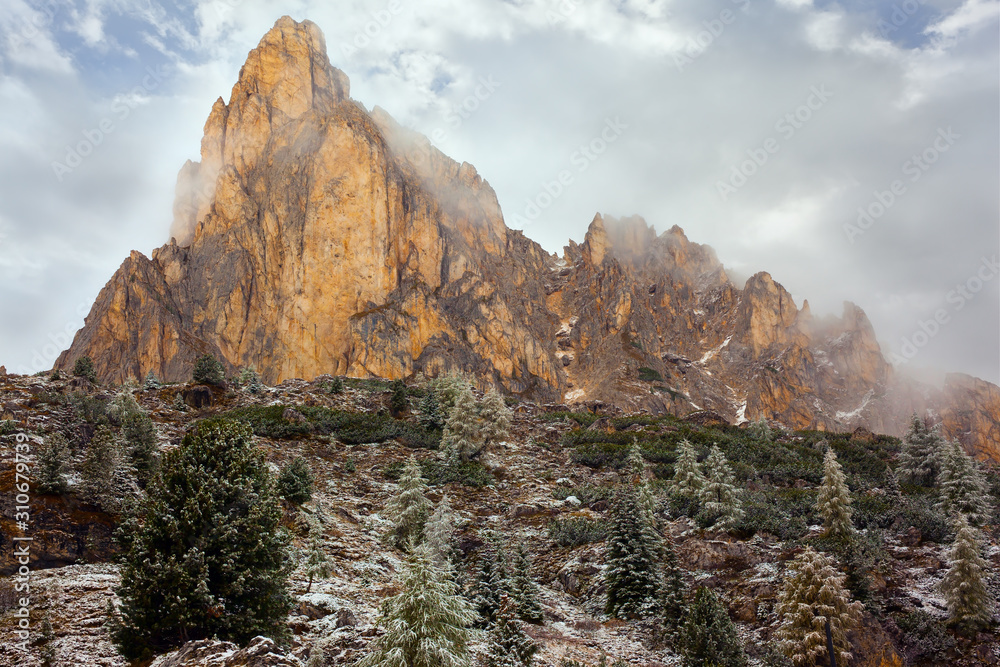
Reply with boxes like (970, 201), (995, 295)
(425, 495), (458, 567)
(122, 408), (158, 484)
(677, 587), (747, 667)
(277, 457), (314, 504)
(111, 421), (292, 659)
(885, 466), (901, 499)
(418, 392), (445, 431)
(328, 376), (344, 394)
(936, 440), (992, 526)
(748, 418), (772, 442)
(434, 372), (467, 414)
(939, 516), (992, 634)
(239, 367), (263, 394)
(626, 442), (658, 523)
(478, 388), (512, 451)
(442, 385), (483, 463)
(192, 354), (225, 386)
(669, 439), (705, 499)
(73, 355), (97, 383)
(898, 415), (944, 486)
(699, 445), (744, 532)
(357, 544), (474, 667)
(775, 547), (863, 667)
(817, 448), (854, 540)
(36, 432), (70, 495)
(172, 392), (188, 412)
(81, 425), (137, 514)
(510, 543), (544, 625)
(605, 484), (662, 619)
(390, 379), (409, 418)
(658, 534), (687, 639)
(474, 535), (513, 627)
(385, 456), (432, 549)
(302, 517), (332, 593)
(142, 371), (161, 391)
(485, 593), (539, 667)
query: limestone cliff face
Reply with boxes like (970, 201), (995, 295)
(56, 16), (1000, 461)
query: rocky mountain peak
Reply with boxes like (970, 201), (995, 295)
(55, 16), (1000, 462)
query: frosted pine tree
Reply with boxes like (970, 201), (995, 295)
(142, 371), (161, 391)
(817, 448), (854, 540)
(775, 547), (863, 666)
(510, 543), (544, 624)
(748, 418), (772, 442)
(302, 517), (332, 593)
(937, 440), (992, 526)
(898, 415), (944, 486)
(474, 534), (513, 627)
(357, 544), (475, 667)
(419, 392), (445, 431)
(626, 442), (658, 523)
(939, 516), (992, 634)
(669, 439), (705, 498)
(80, 425), (137, 513)
(425, 494), (458, 567)
(605, 483), (662, 619)
(677, 587), (746, 667)
(658, 533), (687, 639)
(434, 372), (468, 414)
(36, 432), (70, 495)
(385, 456), (433, 549)
(442, 385), (483, 463)
(478, 388), (512, 452)
(699, 445), (743, 532)
(484, 593), (539, 667)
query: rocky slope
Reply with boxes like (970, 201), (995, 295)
(1, 373), (998, 667)
(53, 17), (1000, 462)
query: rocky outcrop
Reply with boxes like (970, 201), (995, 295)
(55, 16), (1000, 460)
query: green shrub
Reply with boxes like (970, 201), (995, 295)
(328, 376), (344, 394)
(384, 459), (493, 488)
(277, 457), (314, 503)
(637, 367), (663, 382)
(389, 379), (408, 417)
(73, 356), (97, 383)
(548, 517), (608, 547)
(896, 611), (955, 663)
(192, 354), (225, 386)
(539, 411), (599, 427)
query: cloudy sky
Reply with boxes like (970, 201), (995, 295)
(0, 0), (997, 384)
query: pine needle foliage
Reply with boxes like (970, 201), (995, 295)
(658, 533), (687, 641)
(111, 421), (292, 660)
(302, 517), (332, 593)
(775, 547), (863, 667)
(939, 516), (993, 634)
(936, 441), (992, 527)
(474, 535), (513, 628)
(442, 385), (483, 463)
(36, 432), (70, 495)
(357, 545), (475, 667)
(677, 587), (747, 667)
(605, 483), (662, 619)
(192, 354), (225, 386)
(81, 425), (137, 513)
(669, 439), (705, 498)
(73, 356), (97, 383)
(277, 456), (314, 504)
(424, 494), (458, 567)
(817, 448), (854, 540)
(699, 445), (744, 532)
(384, 456), (432, 549)
(478, 388), (512, 450)
(142, 371), (161, 391)
(510, 543), (545, 625)
(898, 415), (944, 487)
(484, 593), (539, 667)
(419, 392), (445, 431)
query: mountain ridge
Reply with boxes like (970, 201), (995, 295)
(54, 16), (1000, 462)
